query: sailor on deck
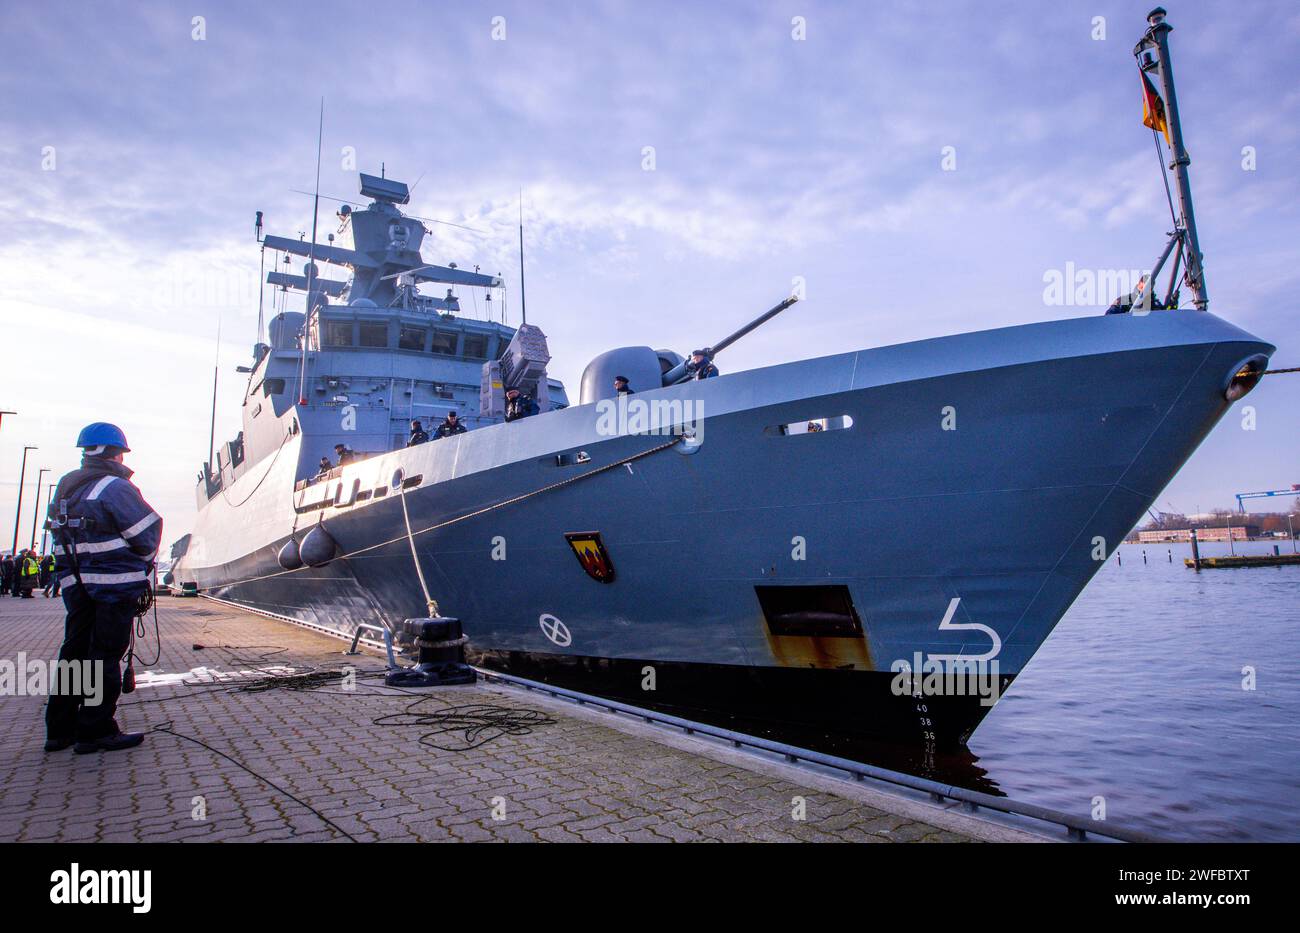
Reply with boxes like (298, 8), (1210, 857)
(407, 420), (429, 447)
(44, 422), (161, 755)
(504, 388), (539, 422)
(333, 443), (357, 465)
(434, 411), (467, 438)
(1106, 275), (1164, 314)
(684, 350), (718, 380)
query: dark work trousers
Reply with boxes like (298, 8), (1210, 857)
(44, 588), (136, 742)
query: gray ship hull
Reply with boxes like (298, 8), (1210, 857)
(173, 310), (1272, 747)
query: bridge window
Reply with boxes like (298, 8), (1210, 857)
(323, 322), (353, 347)
(359, 323), (389, 348)
(263, 378), (286, 396)
(399, 326), (427, 351)
(462, 334), (488, 359)
(431, 330), (458, 355)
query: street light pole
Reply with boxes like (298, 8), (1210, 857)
(29, 467), (49, 551)
(11, 445), (36, 556)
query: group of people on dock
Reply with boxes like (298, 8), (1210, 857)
(0, 549), (60, 599)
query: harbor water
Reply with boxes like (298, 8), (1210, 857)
(964, 539), (1300, 842)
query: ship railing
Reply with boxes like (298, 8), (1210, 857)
(295, 452), (385, 491)
(477, 668), (1168, 844)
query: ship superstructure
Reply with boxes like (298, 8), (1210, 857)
(195, 172), (567, 512)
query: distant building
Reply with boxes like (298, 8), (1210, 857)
(1138, 525), (1259, 543)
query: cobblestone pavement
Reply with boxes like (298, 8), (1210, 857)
(0, 595), (1040, 843)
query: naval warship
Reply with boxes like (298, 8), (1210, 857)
(169, 10), (1273, 748)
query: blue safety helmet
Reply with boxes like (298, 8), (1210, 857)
(76, 422), (130, 452)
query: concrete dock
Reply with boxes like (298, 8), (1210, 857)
(0, 595), (1039, 843)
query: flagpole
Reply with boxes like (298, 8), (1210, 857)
(1138, 7), (1208, 311)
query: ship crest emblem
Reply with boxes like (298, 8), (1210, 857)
(565, 532), (615, 584)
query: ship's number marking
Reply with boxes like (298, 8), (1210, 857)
(539, 613), (572, 647)
(927, 597), (1002, 662)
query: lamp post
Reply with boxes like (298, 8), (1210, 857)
(29, 467), (49, 551)
(11, 445), (36, 556)
(0, 410), (14, 431)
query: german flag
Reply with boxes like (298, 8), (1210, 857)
(1141, 70), (1172, 146)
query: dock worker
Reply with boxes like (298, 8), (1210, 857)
(684, 349), (719, 380)
(613, 375), (634, 395)
(45, 422), (161, 755)
(0, 553), (12, 596)
(434, 410), (467, 439)
(7, 552), (20, 598)
(407, 420), (429, 447)
(39, 552), (53, 591)
(333, 443), (356, 466)
(18, 549), (40, 597)
(44, 552), (62, 598)
(504, 387), (539, 422)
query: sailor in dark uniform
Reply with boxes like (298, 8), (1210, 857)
(407, 420), (429, 446)
(1105, 274), (1163, 314)
(613, 375), (634, 394)
(504, 388), (539, 422)
(684, 349), (719, 380)
(434, 411), (467, 438)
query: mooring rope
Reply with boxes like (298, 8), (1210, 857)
(399, 479), (438, 617)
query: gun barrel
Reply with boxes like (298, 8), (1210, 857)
(662, 295), (800, 385)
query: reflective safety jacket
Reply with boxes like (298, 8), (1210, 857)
(49, 459), (162, 601)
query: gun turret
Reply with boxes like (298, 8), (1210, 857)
(662, 295), (799, 385)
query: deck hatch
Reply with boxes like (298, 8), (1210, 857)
(755, 584), (863, 638)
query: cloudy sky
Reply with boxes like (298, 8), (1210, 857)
(1, 0), (1297, 550)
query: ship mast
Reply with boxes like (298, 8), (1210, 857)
(1135, 7), (1208, 310)
(298, 100), (325, 405)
